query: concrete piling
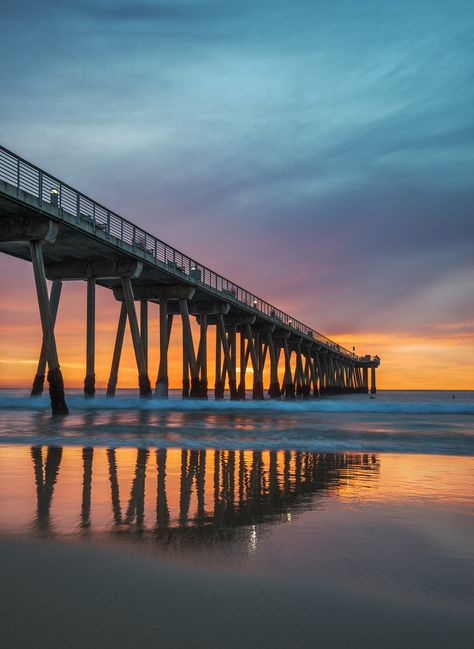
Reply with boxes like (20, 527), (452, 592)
(29, 240), (68, 415)
(121, 277), (152, 399)
(237, 330), (247, 399)
(84, 278), (96, 398)
(371, 366), (377, 394)
(31, 279), (62, 397)
(106, 303), (127, 397)
(155, 300), (171, 399)
(197, 312), (208, 399)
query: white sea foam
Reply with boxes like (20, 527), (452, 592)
(1, 390), (473, 454)
(0, 394), (473, 415)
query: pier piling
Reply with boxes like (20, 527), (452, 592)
(84, 278), (96, 398)
(31, 279), (62, 397)
(30, 241), (68, 415)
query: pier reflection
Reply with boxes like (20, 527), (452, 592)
(19, 446), (380, 552)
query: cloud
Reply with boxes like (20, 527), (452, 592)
(1, 0), (473, 373)
(76, 1), (224, 22)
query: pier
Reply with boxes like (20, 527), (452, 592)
(0, 145), (380, 414)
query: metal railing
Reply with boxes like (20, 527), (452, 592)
(0, 145), (357, 359)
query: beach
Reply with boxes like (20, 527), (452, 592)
(0, 390), (473, 648)
(1, 528), (472, 649)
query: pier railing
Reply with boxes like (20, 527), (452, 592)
(0, 145), (357, 359)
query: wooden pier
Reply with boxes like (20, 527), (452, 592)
(0, 145), (380, 414)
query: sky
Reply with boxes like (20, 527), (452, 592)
(1, 0), (473, 389)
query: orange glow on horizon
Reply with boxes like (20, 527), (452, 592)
(0, 272), (473, 391)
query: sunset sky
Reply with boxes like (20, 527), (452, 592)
(1, 0), (473, 389)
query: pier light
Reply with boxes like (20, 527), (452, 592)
(50, 188), (59, 206)
(288, 319), (292, 325)
(253, 299), (258, 307)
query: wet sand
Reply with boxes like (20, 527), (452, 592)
(1, 534), (472, 649)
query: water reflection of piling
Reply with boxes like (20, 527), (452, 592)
(107, 448), (122, 524)
(29, 446), (379, 548)
(156, 449), (170, 528)
(31, 445), (63, 531)
(81, 447), (93, 529)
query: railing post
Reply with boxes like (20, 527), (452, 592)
(39, 171), (43, 206)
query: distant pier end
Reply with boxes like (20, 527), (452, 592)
(0, 145), (380, 414)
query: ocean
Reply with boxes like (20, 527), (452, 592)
(0, 388), (473, 453)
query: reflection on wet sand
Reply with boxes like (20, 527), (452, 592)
(23, 446), (379, 551)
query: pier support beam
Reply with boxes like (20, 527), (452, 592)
(245, 326), (263, 400)
(84, 278), (96, 398)
(313, 354), (321, 396)
(357, 366), (363, 392)
(227, 324), (238, 400)
(182, 317), (189, 397)
(30, 241), (68, 415)
(267, 332), (280, 399)
(155, 300), (172, 398)
(140, 299), (148, 372)
(335, 358), (344, 394)
(179, 299), (200, 398)
(305, 348), (318, 397)
(318, 353), (328, 395)
(106, 303), (127, 397)
(295, 344), (306, 398)
(31, 279), (62, 397)
(370, 366), (377, 394)
(282, 340), (295, 399)
(363, 367), (369, 393)
(217, 314), (238, 400)
(215, 320), (224, 400)
(237, 329), (248, 399)
(327, 355), (336, 394)
(121, 277), (152, 398)
(197, 313), (208, 399)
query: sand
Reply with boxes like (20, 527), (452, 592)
(0, 535), (472, 649)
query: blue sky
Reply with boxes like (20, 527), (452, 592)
(1, 1), (473, 374)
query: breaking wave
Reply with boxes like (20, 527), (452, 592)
(1, 390), (473, 454)
(0, 394), (473, 415)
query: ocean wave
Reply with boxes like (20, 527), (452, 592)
(0, 395), (473, 415)
(0, 428), (472, 455)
